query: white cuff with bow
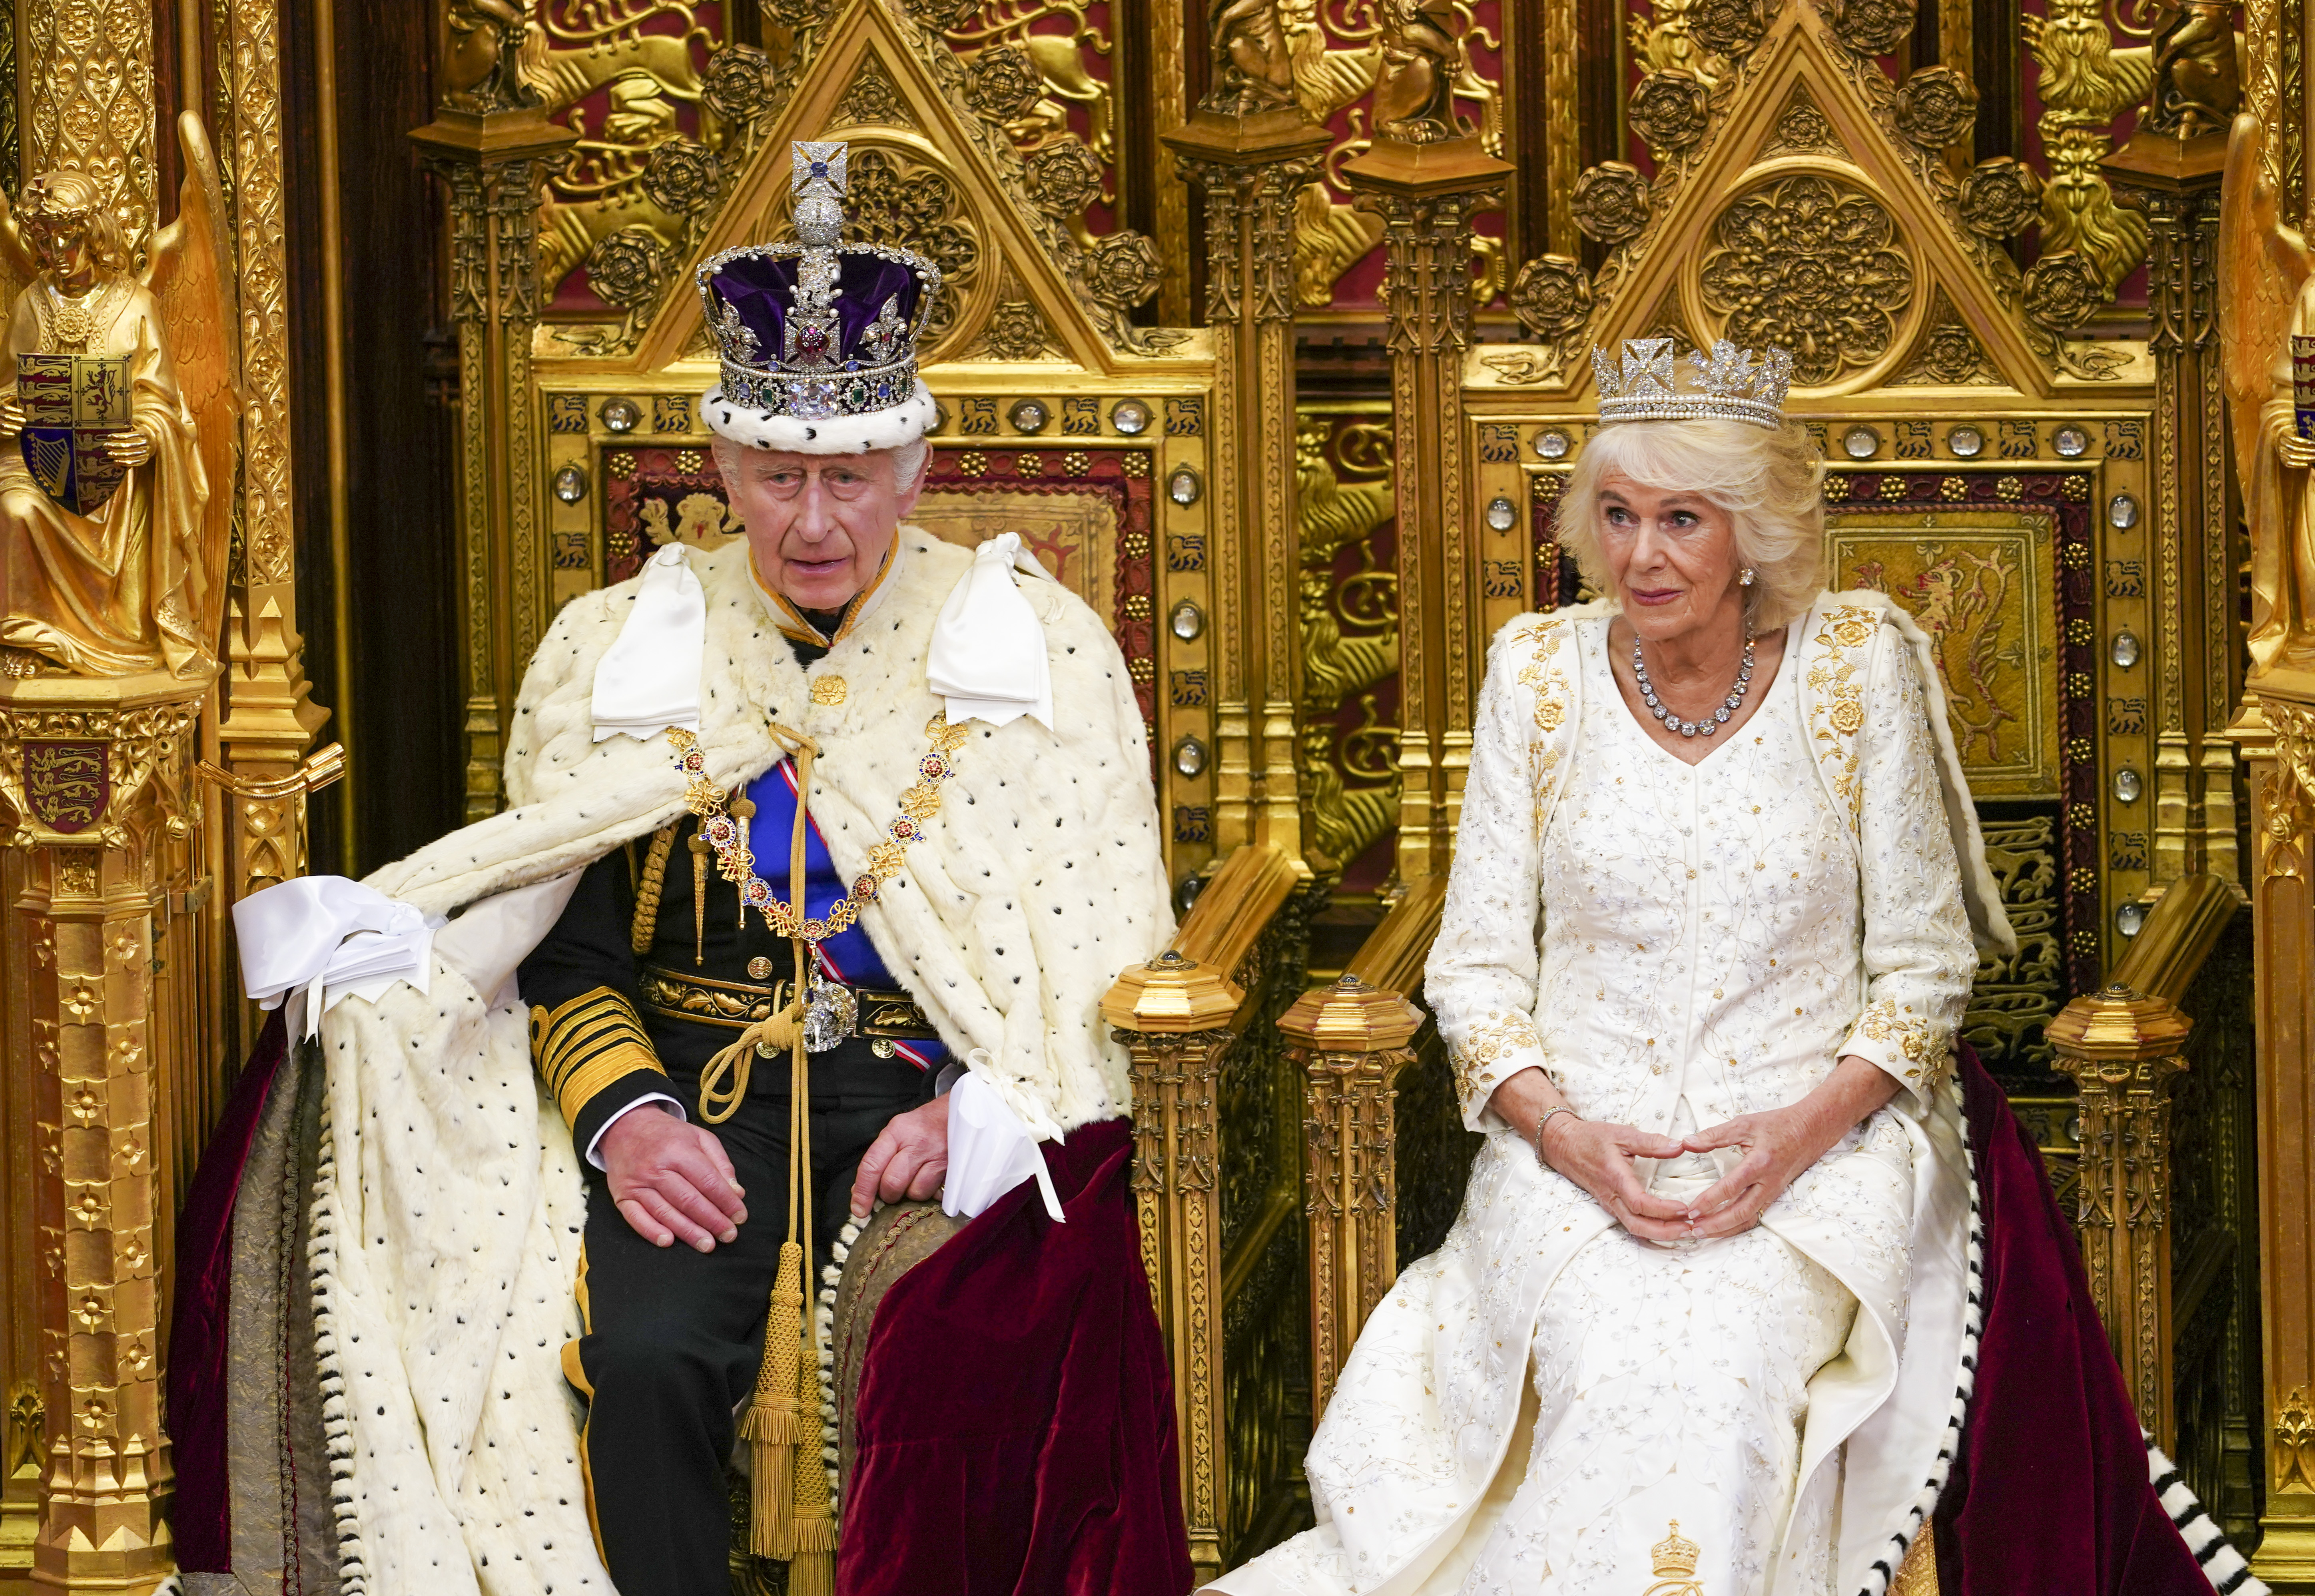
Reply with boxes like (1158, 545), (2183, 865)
(941, 1063), (1065, 1222)
(233, 876), (440, 1038)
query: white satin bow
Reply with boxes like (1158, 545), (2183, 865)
(942, 1065), (1065, 1222)
(926, 532), (1054, 729)
(591, 543), (707, 742)
(233, 876), (438, 1037)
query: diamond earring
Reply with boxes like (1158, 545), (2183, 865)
(1739, 567), (1756, 587)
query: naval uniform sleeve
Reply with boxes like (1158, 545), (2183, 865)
(519, 844), (679, 1155)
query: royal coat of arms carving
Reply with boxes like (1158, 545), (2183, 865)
(21, 738), (108, 832)
(15, 352), (132, 514)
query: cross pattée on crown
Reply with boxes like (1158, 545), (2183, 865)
(792, 140), (848, 198)
(1597, 335), (1678, 402)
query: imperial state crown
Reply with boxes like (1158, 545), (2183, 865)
(696, 140), (943, 455)
(1592, 336), (1795, 431)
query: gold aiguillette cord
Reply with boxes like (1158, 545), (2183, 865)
(713, 728), (836, 1583)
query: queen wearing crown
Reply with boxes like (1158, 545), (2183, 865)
(1214, 340), (2140, 1596)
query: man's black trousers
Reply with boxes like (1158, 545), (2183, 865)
(563, 1049), (928, 1596)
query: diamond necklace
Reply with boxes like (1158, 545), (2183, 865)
(1631, 622), (1755, 738)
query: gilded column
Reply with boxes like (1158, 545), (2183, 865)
(1164, 84), (1326, 868)
(2106, 134), (2238, 889)
(1341, 84), (1511, 880)
(1102, 950), (1242, 1587)
(1281, 974), (1421, 1420)
(0, 683), (207, 1596)
(1149, 0), (1192, 323)
(411, 24), (576, 822)
(6, 1), (243, 1587)
(216, 0), (328, 904)
(2241, 700), (2315, 1585)
(2048, 983), (2195, 1446)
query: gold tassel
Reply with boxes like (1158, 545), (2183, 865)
(689, 832), (711, 967)
(786, 1542), (835, 1596)
(740, 1241), (808, 1558)
(696, 998), (802, 1125)
(784, 1327), (839, 1596)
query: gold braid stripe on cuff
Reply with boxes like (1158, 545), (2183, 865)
(530, 987), (667, 1126)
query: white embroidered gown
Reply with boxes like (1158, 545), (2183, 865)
(1211, 603), (1981, 1596)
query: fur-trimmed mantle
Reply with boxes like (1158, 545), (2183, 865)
(312, 533), (1172, 1596)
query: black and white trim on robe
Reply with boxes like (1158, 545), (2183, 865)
(1854, 1128), (1985, 1596)
(309, 1095), (374, 1596)
(1847, 1101), (2267, 1596)
(2154, 1440), (2268, 1594)
(811, 1211), (871, 1516)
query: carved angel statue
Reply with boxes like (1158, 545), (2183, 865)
(0, 111), (240, 678)
(2219, 110), (2315, 673)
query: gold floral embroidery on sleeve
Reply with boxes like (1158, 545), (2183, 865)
(1451, 1010), (1543, 1103)
(1805, 604), (1880, 824)
(1514, 616), (1577, 833)
(1856, 997), (1952, 1094)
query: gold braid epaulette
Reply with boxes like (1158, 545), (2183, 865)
(665, 715), (973, 942)
(529, 987), (665, 1127)
(630, 822), (681, 956)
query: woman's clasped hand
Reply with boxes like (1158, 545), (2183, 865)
(1497, 1052), (1900, 1241)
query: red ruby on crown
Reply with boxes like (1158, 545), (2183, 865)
(798, 324), (829, 357)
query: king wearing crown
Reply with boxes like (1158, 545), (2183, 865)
(188, 141), (1190, 1596)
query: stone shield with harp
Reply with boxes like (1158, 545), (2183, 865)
(16, 351), (132, 514)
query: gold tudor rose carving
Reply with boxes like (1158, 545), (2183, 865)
(1699, 173), (1914, 387)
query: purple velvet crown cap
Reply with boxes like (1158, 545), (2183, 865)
(707, 249), (928, 372)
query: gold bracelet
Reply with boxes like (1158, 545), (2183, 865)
(1535, 1103), (1578, 1155)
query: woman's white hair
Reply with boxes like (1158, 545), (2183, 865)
(1559, 416), (1826, 630)
(711, 434), (930, 495)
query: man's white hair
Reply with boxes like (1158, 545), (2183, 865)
(712, 435), (931, 495)
(889, 437), (930, 493)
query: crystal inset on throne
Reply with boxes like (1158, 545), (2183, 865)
(1591, 337), (1795, 430)
(1651, 1520), (1701, 1578)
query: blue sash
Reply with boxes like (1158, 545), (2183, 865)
(745, 759), (948, 1073)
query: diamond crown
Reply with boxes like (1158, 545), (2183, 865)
(695, 139), (941, 424)
(1651, 1520), (1701, 1578)
(1592, 337), (1793, 430)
